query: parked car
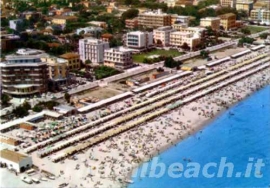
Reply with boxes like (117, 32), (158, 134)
(21, 176), (32, 184)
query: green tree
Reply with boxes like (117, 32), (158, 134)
(200, 50), (209, 59)
(164, 57), (182, 68)
(259, 33), (269, 39)
(121, 9), (139, 21)
(1, 93), (11, 106)
(64, 92), (71, 103)
(22, 101), (31, 110)
(240, 27), (251, 35)
(12, 106), (29, 117)
(85, 60), (92, 64)
(238, 37), (255, 46)
(94, 66), (121, 79)
(109, 38), (122, 48)
(33, 105), (43, 112)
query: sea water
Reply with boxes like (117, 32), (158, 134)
(129, 86), (270, 188)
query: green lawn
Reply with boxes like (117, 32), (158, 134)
(245, 26), (269, 34)
(133, 49), (183, 63)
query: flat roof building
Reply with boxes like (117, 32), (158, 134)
(0, 49), (49, 96)
(79, 38), (109, 63)
(104, 47), (133, 70)
(153, 26), (176, 46)
(41, 56), (69, 89)
(59, 52), (81, 70)
(138, 9), (171, 28)
(250, 9), (270, 25)
(219, 13), (236, 31)
(236, 1), (253, 15)
(170, 31), (201, 50)
(125, 31), (153, 51)
(200, 17), (221, 30)
(0, 149), (33, 173)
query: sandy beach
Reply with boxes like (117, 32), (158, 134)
(1, 50), (270, 188)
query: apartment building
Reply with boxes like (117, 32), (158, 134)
(104, 48), (133, 70)
(200, 17), (221, 30)
(41, 57), (69, 87)
(59, 53), (81, 70)
(253, 1), (270, 10)
(138, 9), (171, 28)
(172, 24), (206, 37)
(250, 9), (270, 25)
(88, 21), (107, 29)
(0, 49), (49, 96)
(236, 1), (253, 15)
(76, 26), (103, 35)
(174, 0), (194, 7)
(169, 31), (201, 49)
(220, 0), (236, 7)
(20, 11), (42, 20)
(219, 13), (236, 31)
(153, 26), (176, 46)
(51, 16), (78, 25)
(125, 31), (153, 50)
(101, 33), (113, 42)
(166, 0), (177, 7)
(9, 19), (23, 31)
(125, 18), (139, 29)
(1, 34), (20, 52)
(78, 38), (109, 63)
(171, 15), (190, 25)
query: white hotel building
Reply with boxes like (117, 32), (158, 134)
(104, 47), (133, 70)
(153, 26), (176, 46)
(125, 31), (153, 51)
(79, 38), (109, 63)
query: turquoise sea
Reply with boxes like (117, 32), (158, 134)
(129, 85), (270, 188)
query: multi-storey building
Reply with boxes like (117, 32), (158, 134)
(101, 33), (113, 42)
(59, 53), (81, 70)
(9, 19), (23, 31)
(78, 38), (109, 63)
(219, 13), (236, 31)
(200, 17), (221, 30)
(172, 24), (206, 37)
(76, 26), (103, 35)
(1, 34), (20, 52)
(41, 57), (69, 87)
(0, 49), (49, 96)
(88, 21), (107, 29)
(125, 18), (139, 29)
(250, 9), (270, 25)
(236, 1), (253, 15)
(153, 26), (176, 46)
(170, 15), (190, 25)
(125, 31), (153, 50)
(51, 16), (78, 25)
(220, 0), (236, 7)
(169, 31), (201, 49)
(138, 9), (171, 28)
(253, 1), (270, 10)
(104, 48), (133, 70)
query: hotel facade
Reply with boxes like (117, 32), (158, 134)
(0, 49), (49, 96)
(78, 38), (109, 63)
(104, 48), (133, 70)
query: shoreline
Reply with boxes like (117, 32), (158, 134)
(125, 81), (270, 187)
